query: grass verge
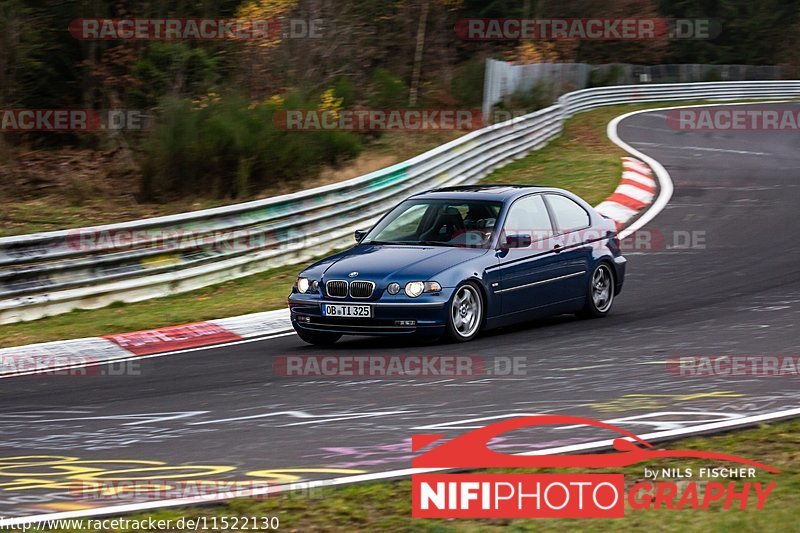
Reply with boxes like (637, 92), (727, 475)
(482, 104), (639, 205)
(31, 418), (800, 532)
(0, 100), (711, 347)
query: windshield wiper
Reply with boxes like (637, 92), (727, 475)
(364, 240), (414, 246)
(365, 240), (457, 247)
(413, 240), (458, 247)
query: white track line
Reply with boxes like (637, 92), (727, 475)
(608, 109), (672, 240)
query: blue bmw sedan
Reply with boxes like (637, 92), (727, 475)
(288, 185), (626, 345)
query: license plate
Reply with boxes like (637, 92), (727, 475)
(322, 304), (373, 318)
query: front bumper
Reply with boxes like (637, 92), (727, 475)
(288, 292), (452, 337)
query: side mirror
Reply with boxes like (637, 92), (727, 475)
(354, 229), (368, 243)
(501, 233), (532, 250)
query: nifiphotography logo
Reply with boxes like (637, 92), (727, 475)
(411, 415), (778, 519)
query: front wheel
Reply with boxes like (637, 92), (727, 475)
(580, 263), (615, 318)
(445, 282), (484, 343)
(295, 329), (342, 346)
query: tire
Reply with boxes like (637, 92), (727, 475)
(296, 329), (342, 346)
(580, 262), (616, 318)
(445, 282), (484, 343)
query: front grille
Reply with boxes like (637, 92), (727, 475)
(326, 280), (348, 298)
(350, 281), (375, 299)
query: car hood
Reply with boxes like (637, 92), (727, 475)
(318, 244), (487, 284)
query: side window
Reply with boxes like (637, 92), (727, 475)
(502, 195), (553, 241)
(546, 194), (590, 233)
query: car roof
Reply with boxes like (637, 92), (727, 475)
(411, 185), (564, 202)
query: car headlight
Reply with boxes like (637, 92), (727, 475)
(404, 281), (442, 298)
(387, 282), (401, 295)
(297, 277), (311, 294)
(405, 282), (425, 298)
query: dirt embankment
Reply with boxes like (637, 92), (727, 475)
(0, 132), (465, 236)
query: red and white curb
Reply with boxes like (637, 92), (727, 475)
(0, 309), (291, 378)
(595, 157), (658, 231)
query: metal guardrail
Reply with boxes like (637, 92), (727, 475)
(2, 81), (799, 323)
(482, 60), (786, 117)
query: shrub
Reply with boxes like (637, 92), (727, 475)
(451, 58), (486, 108)
(703, 67), (723, 82)
(130, 43), (218, 108)
(588, 64), (626, 88)
(368, 68), (408, 108)
(333, 75), (358, 108)
(493, 80), (554, 121)
(138, 91), (363, 201)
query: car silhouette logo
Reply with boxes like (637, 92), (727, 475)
(349, 272), (359, 278)
(411, 415), (780, 472)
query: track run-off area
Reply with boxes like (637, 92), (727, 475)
(1, 102), (799, 523)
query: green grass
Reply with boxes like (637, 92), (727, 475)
(0, 197), (233, 239)
(0, 100), (735, 347)
(483, 105), (632, 206)
(29, 418), (800, 532)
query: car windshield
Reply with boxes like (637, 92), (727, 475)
(364, 199), (503, 248)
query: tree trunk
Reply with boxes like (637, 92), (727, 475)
(409, 1), (430, 107)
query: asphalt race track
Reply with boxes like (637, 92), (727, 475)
(1, 102), (799, 518)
